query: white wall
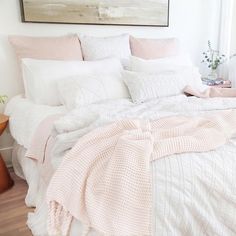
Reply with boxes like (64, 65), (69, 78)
(0, 0), (221, 165)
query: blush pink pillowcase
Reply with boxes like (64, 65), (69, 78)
(130, 36), (180, 60)
(8, 34), (83, 60)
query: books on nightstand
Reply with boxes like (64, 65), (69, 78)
(201, 78), (232, 88)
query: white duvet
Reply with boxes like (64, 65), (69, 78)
(9, 94), (236, 236)
(5, 95), (66, 149)
(51, 95), (236, 168)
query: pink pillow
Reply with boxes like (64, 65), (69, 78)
(9, 34), (83, 60)
(130, 36), (180, 60)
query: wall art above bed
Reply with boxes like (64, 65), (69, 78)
(19, 0), (170, 27)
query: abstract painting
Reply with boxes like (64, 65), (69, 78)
(20, 0), (169, 26)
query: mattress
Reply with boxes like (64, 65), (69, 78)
(5, 95), (66, 149)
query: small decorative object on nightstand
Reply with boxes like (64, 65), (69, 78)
(0, 114), (14, 193)
(202, 41), (226, 80)
(202, 77), (232, 88)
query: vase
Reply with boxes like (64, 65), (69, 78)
(208, 69), (218, 80)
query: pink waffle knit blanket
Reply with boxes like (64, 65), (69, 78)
(47, 110), (236, 236)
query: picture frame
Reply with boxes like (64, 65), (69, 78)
(19, 0), (170, 27)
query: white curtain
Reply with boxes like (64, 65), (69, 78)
(218, 0), (234, 78)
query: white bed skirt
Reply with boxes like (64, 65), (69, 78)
(12, 142), (40, 207)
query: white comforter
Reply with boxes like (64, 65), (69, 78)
(51, 95), (236, 168)
(24, 95), (236, 235)
(5, 95), (66, 149)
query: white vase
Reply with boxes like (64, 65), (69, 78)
(208, 69), (218, 80)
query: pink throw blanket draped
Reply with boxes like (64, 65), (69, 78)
(46, 110), (236, 236)
(26, 114), (62, 163)
(184, 86), (236, 98)
(26, 114), (62, 184)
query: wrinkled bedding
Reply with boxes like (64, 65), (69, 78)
(51, 95), (236, 168)
(8, 94), (236, 235)
(4, 95), (66, 149)
(47, 112), (236, 235)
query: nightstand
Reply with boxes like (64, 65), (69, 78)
(0, 114), (14, 193)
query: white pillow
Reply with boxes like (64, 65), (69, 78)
(123, 67), (202, 103)
(57, 74), (130, 110)
(80, 34), (131, 68)
(21, 58), (123, 105)
(130, 55), (193, 73)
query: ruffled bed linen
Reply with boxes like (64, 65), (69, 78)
(4, 95), (66, 207)
(10, 141), (89, 235)
(24, 95), (236, 235)
(11, 142), (38, 205)
(51, 95), (236, 167)
(4, 95), (66, 149)
(4, 96), (98, 234)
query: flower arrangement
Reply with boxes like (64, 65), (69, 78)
(0, 95), (7, 104)
(202, 41), (226, 79)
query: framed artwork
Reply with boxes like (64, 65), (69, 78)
(20, 0), (170, 27)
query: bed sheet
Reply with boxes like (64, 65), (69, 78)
(4, 95), (66, 149)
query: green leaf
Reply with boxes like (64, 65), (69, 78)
(0, 95), (7, 104)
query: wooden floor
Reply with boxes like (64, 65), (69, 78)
(0, 170), (33, 236)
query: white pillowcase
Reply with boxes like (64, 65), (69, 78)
(57, 74), (130, 110)
(21, 58), (123, 106)
(130, 55), (193, 73)
(123, 67), (203, 103)
(80, 34), (131, 68)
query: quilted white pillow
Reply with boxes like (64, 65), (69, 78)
(21, 58), (123, 106)
(57, 74), (130, 110)
(123, 67), (203, 103)
(130, 55), (193, 73)
(80, 34), (131, 68)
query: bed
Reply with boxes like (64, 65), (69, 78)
(5, 93), (236, 236)
(6, 34), (236, 236)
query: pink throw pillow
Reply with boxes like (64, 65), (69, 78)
(9, 34), (83, 60)
(130, 36), (180, 60)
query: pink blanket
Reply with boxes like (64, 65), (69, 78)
(26, 114), (62, 163)
(184, 85), (236, 98)
(26, 114), (62, 184)
(46, 110), (236, 236)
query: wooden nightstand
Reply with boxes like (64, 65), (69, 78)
(0, 114), (14, 193)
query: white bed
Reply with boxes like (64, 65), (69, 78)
(5, 94), (236, 236)
(6, 34), (236, 235)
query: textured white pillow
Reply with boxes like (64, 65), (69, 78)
(21, 58), (123, 105)
(123, 67), (202, 103)
(57, 74), (130, 110)
(130, 55), (193, 73)
(80, 34), (131, 68)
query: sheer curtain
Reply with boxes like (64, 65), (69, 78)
(228, 0), (236, 86)
(218, 0), (234, 79)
